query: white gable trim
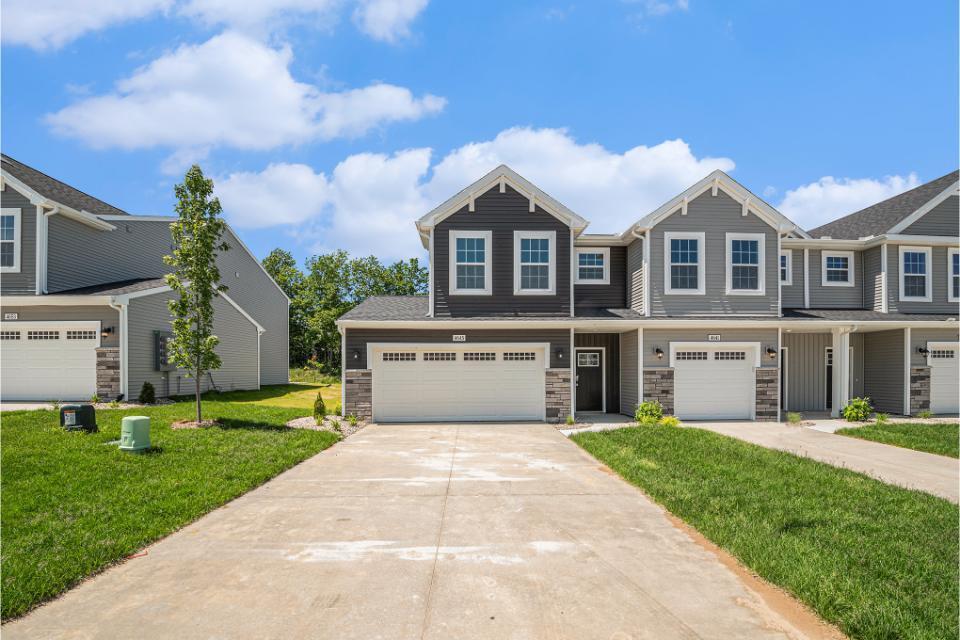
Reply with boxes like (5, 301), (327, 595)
(0, 169), (116, 231)
(886, 181), (959, 234)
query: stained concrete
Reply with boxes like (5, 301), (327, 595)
(4, 424), (837, 640)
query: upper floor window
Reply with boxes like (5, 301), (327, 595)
(726, 233), (765, 295)
(821, 250), (854, 287)
(0, 208), (21, 273)
(664, 232), (705, 295)
(574, 248), (610, 285)
(899, 246), (931, 302)
(449, 230), (492, 295)
(514, 230), (555, 295)
(779, 250), (792, 285)
(949, 248), (959, 303)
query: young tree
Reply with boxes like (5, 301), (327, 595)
(164, 165), (230, 423)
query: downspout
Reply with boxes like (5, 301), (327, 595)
(108, 299), (128, 400)
(340, 326), (346, 418)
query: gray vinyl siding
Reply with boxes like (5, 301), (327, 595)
(863, 329), (905, 414)
(619, 329), (638, 415)
(862, 247), (884, 311)
(344, 328), (570, 369)
(433, 186), (571, 317)
(910, 328), (960, 367)
(1, 305), (119, 347)
(851, 333), (865, 398)
(807, 249), (864, 309)
(574, 246), (626, 313)
(127, 291), (259, 399)
(902, 196), (959, 236)
(887, 245), (959, 313)
(780, 248), (804, 308)
(649, 191), (778, 316)
(626, 238), (644, 312)
(0, 187), (37, 294)
(643, 328), (779, 368)
(574, 333), (619, 413)
(782, 333), (864, 412)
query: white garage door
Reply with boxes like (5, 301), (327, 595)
(1, 322), (100, 401)
(371, 344), (546, 422)
(673, 345), (757, 420)
(928, 343), (959, 415)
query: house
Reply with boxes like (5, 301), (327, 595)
(0, 154), (289, 402)
(337, 165), (959, 422)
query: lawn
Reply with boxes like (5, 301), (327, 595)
(1, 389), (339, 620)
(213, 381), (341, 413)
(572, 426), (959, 640)
(288, 366), (340, 385)
(836, 422), (959, 458)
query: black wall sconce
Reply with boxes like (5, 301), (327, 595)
(918, 346), (930, 356)
(101, 326), (115, 338)
(554, 346), (565, 360)
(351, 349), (361, 361)
(766, 347), (777, 359)
(654, 347), (664, 360)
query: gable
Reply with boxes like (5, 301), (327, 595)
(650, 189), (779, 234)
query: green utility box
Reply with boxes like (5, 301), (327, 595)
(119, 416), (151, 452)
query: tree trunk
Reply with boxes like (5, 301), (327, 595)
(195, 355), (202, 424)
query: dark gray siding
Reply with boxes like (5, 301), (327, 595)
(902, 196), (959, 236)
(433, 186), (571, 317)
(649, 191), (778, 316)
(128, 291), (260, 398)
(574, 246), (626, 313)
(808, 249), (864, 309)
(863, 329), (904, 414)
(345, 328), (570, 369)
(619, 329), (638, 415)
(781, 248), (804, 308)
(626, 238), (644, 312)
(0, 187), (37, 294)
(574, 333), (619, 413)
(643, 328), (779, 369)
(887, 245), (958, 313)
(2, 305), (119, 347)
(862, 247), (883, 311)
(911, 328), (960, 367)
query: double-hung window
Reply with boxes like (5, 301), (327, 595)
(726, 233), (765, 295)
(449, 230), (492, 295)
(779, 250), (792, 285)
(821, 251), (854, 287)
(899, 246), (932, 302)
(664, 232), (705, 295)
(574, 247), (610, 285)
(514, 230), (555, 294)
(949, 248), (960, 303)
(0, 208), (21, 273)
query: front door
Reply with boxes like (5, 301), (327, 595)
(576, 349), (603, 412)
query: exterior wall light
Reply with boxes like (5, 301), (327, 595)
(351, 349), (361, 360)
(654, 347), (664, 359)
(101, 326), (115, 338)
(917, 346), (929, 355)
(766, 348), (777, 359)
(554, 347), (565, 360)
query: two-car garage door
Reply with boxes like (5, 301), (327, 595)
(370, 344), (546, 422)
(0, 322), (100, 401)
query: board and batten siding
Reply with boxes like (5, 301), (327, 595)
(619, 329), (638, 415)
(807, 249), (864, 309)
(863, 329), (904, 414)
(862, 246), (883, 311)
(574, 333), (619, 413)
(0, 187), (37, 295)
(643, 328), (779, 368)
(2, 305), (119, 347)
(911, 328), (960, 367)
(902, 196), (959, 236)
(626, 238), (644, 313)
(887, 245), (959, 314)
(433, 186), (571, 317)
(782, 332), (864, 412)
(780, 248), (804, 308)
(648, 191), (779, 316)
(574, 246), (626, 313)
(344, 328), (571, 370)
(127, 291), (259, 399)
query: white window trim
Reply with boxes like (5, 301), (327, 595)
(821, 250), (855, 287)
(574, 247), (610, 285)
(663, 231), (705, 295)
(725, 233), (766, 296)
(898, 245), (932, 302)
(779, 249), (792, 286)
(0, 208), (22, 274)
(513, 230), (556, 295)
(449, 230), (492, 296)
(948, 247), (959, 303)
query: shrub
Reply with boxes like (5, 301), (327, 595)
(346, 414), (359, 427)
(785, 412), (803, 425)
(313, 392), (327, 422)
(842, 397), (873, 422)
(875, 412), (889, 426)
(635, 400), (664, 424)
(109, 400), (121, 409)
(565, 414), (575, 426)
(89, 393), (100, 404)
(329, 418), (342, 434)
(658, 416), (680, 428)
(138, 382), (156, 405)
(918, 410), (933, 419)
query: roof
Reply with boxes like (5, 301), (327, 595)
(1, 153), (129, 217)
(57, 278), (168, 296)
(781, 308), (958, 322)
(807, 170), (959, 239)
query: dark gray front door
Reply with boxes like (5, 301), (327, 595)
(576, 349), (603, 411)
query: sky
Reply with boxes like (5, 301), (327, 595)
(2, 0), (957, 264)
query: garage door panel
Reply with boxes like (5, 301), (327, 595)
(1, 323), (99, 401)
(673, 347), (756, 421)
(929, 345), (959, 415)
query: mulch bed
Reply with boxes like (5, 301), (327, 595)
(170, 420), (221, 430)
(286, 416), (365, 438)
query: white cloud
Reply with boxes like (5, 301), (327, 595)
(45, 32), (445, 154)
(179, 0), (342, 35)
(352, 0), (429, 42)
(2, 0), (172, 51)
(777, 173), (920, 233)
(216, 162), (332, 226)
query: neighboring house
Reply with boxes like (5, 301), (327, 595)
(337, 165), (959, 422)
(0, 154), (289, 402)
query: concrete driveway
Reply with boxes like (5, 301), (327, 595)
(5, 424), (838, 640)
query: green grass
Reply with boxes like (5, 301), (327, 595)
(836, 422), (959, 458)
(288, 367), (340, 385)
(1, 389), (339, 620)
(211, 382), (341, 413)
(572, 426), (958, 640)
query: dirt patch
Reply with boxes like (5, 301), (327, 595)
(171, 420), (221, 430)
(286, 416), (365, 438)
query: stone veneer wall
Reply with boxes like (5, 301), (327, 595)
(95, 347), (121, 400)
(755, 368), (778, 422)
(642, 369), (674, 415)
(344, 369), (372, 419)
(909, 366), (930, 415)
(546, 368), (571, 423)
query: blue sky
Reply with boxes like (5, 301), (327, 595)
(3, 0), (957, 263)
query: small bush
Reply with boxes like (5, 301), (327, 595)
(313, 392), (327, 422)
(875, 412), (889, 426)
(89, 393), (100, 404)
(346, 414), (359, 427)
(842, 397), (873, 422)
(785, 411), (803, 425)
(658, 416), (681, 428)
(109, 400), (120, 409)
(635, 400), (664, 424)
(565, 414), (575, 426)
(918, 410), (933, 419)
(138, 382), (156, 405)
(329, 418), (342, 434)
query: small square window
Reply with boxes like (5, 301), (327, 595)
(821, 251), (854, 287)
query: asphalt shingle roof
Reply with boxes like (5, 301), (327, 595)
(57, 278), (168, 296)
(2, 153), (129, 217)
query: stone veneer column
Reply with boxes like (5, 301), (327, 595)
(909, 366), (930, 415)
(95, 347), (121, 400)
(545, 368), (571, 424)
(754, 368), (778, 422)
(642, 369), (674, 415)
(344, 370), (372, 419)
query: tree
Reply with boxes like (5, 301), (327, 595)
(164, 165), (230, 424)
(262, 249), (314, 365)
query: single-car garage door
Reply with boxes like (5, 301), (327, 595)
(928, 343), (959, 415)
(0, 322), (100, 401)
(370, 344), (546, 422)
(672, 344), (758, 420)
